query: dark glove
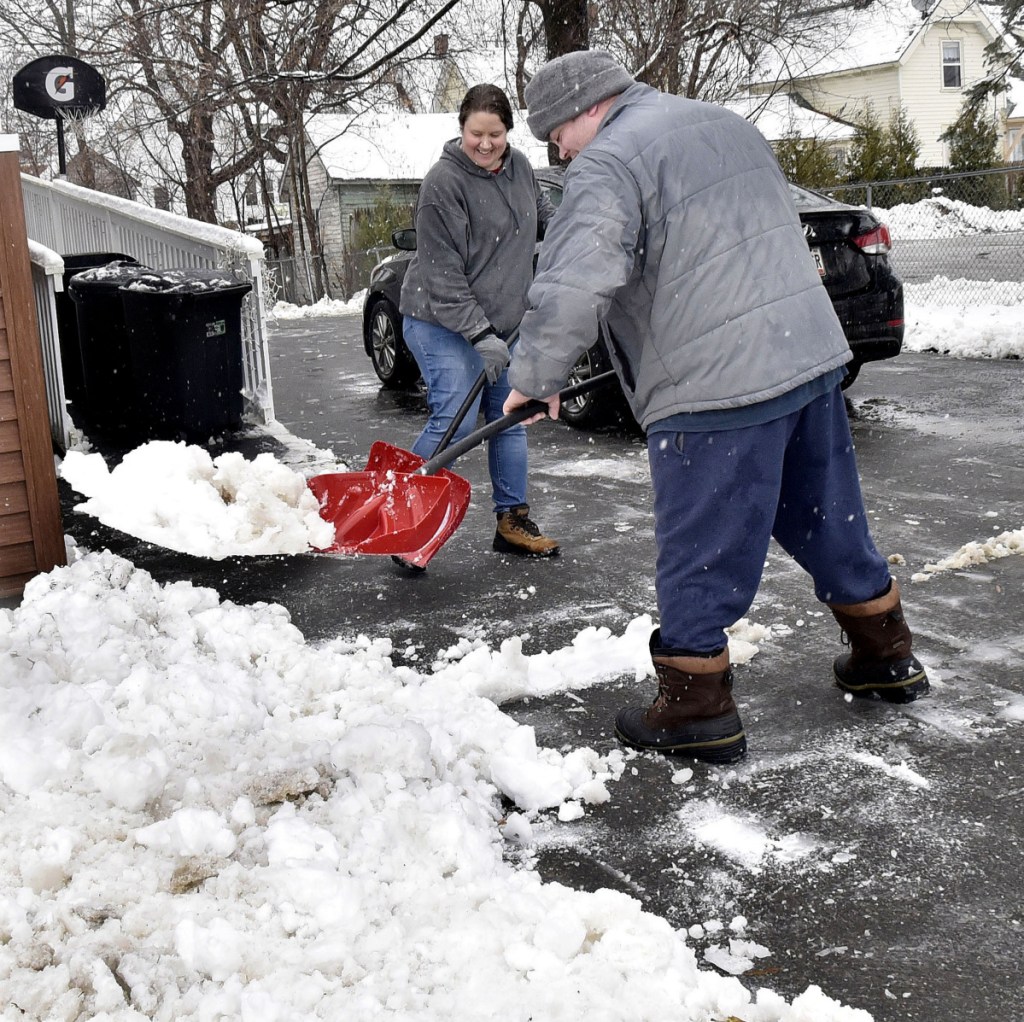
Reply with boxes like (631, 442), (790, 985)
(474, 333), (510, 384)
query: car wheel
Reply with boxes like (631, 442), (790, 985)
(368, 299), (419, 388)
(560, 346), (615, 428)
(840, 360), (861, 390)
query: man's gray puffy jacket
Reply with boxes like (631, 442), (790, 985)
(510, 84), (852, 429)
(400, 140), (554, 340)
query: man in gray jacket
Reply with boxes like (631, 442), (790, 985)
(505, 50), (929, 764)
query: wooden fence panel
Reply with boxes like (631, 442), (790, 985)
(0, 138), (65, 598)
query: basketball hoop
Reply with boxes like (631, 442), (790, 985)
(13, 55), (106, 177)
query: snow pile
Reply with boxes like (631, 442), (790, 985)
(0, 553), (871, 1021)
(912, 526), (1024, 581)
(876, 195), (1024, 239)
(272, 291), (366, 319)
(59, 441), (335, 558)
(903, 280), (1024, 358)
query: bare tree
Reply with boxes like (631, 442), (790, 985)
(218, 0), (465, 295)
(591, 0), (871, 100)
(525, 0), (590, 59)
(503, 0), (867, 168)
(503, 0), (888, 110)
(3, 1), (464, 212)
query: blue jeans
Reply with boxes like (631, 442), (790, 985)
(403, 316), (527, 512)
(647, 385), (891, 652)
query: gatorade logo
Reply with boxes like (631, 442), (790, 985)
(45, 67), (75, 103)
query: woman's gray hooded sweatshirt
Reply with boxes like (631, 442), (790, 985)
(400, 139), (554, 341)
(510, 84), (852, 430)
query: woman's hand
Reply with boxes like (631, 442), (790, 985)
(474, 334), (510, 383)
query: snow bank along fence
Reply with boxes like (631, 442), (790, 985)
(21, 175), (275, 449)
(0, 139), (66, 598)
(830, 167), (1024, 304)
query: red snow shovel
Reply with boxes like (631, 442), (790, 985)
(308, 369), (617, 567)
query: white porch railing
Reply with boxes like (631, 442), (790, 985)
(22, 175), (275, 439)
(27, 239), (74, 451)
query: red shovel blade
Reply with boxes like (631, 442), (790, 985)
(363, 439), (428, 475)
(307, 443), (472, 566)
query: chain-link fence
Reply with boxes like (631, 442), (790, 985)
(265, 247), (396, 307)
(827, 166), (1024, 304)
(263, 254), (326, 306)
(338, 245), (394, 302)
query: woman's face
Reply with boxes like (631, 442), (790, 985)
(460, 110), (508, 171)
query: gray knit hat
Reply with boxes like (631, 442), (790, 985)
(525, 50), (634, 141)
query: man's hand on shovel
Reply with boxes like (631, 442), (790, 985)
(504, 388), (560, 424)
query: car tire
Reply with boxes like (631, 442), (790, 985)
(559, 346), (612, 428)
(368, 299), (419, 388)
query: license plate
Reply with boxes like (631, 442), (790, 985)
(810, 247), (826, 277)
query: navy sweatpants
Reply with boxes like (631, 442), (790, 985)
(647, 384), (891, 653)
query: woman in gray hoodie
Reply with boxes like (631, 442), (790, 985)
(399, 84), (559, 559)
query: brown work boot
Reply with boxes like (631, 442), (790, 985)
(830, 578), (929, 703)
(493, 505), (560, 558)
(615, 633), (746, 764)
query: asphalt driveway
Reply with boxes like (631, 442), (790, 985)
(57, 312), (1024, 1022)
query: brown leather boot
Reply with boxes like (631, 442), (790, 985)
(830, 578), (929, 703)
(493, 505), (560, 557)
(615, 636), (746, 764)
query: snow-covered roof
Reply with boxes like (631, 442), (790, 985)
(753, 0), (1002, 83)
(724, 93), (855, 143)
(306, 111), (552, 182)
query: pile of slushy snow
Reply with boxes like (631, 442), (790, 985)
(0, 552), (871, 1021)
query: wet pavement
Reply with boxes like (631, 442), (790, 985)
(56, 314), (1024, 1021)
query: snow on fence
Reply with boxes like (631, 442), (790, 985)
(21, 176), (275, 432)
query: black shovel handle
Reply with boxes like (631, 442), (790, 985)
(431, 325), (522, 456)
(417, 369), (618, 476)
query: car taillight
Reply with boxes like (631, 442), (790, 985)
(852, 224), (892, 255)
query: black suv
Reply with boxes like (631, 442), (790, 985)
(362, 171), (904, 428)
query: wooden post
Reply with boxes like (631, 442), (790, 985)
(0, 136), (66, 598)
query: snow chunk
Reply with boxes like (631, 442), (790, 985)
(60, 441), (334, 557)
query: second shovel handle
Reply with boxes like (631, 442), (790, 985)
(431, 326), (521, 457)
(418, 369), (618, 476)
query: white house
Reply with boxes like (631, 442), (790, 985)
(748, 0), (1015, 166)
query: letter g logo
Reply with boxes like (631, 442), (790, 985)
(45, 67), (75, 102)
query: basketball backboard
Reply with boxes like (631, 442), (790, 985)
(13, 55), (106, 121)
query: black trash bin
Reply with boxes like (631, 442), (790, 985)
(67, 260), (153, 434)
(119, 268), (253, 441)
(56, 254), (140, 415)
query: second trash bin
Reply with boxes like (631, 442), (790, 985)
(119, 268), (253, 441)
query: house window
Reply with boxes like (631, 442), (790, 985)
(942, 41), (962, 89)
(1011, 129), (1024, 163)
